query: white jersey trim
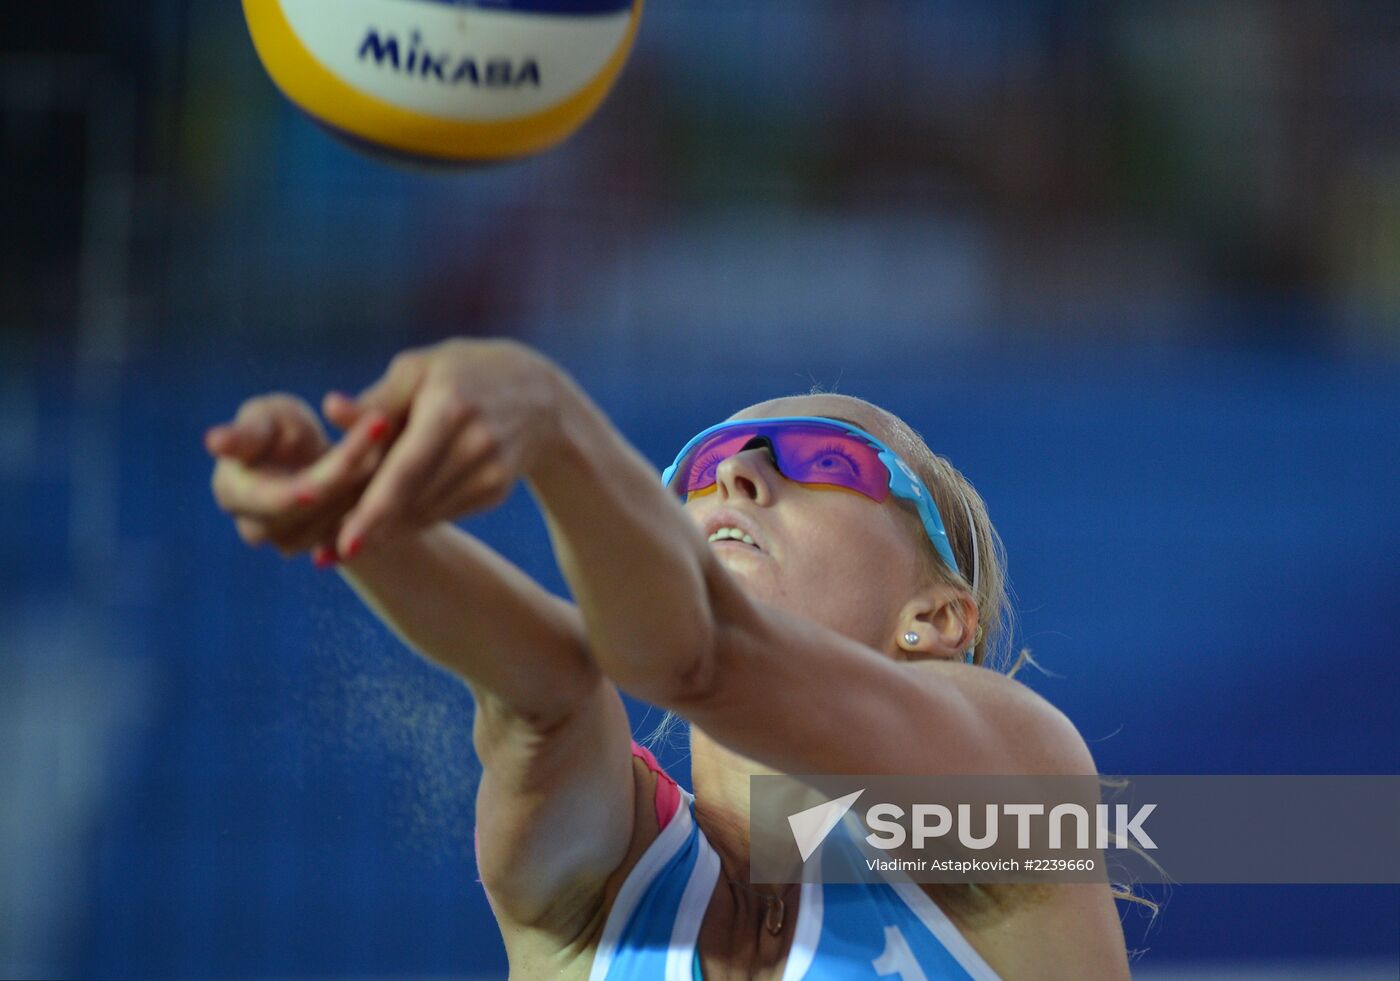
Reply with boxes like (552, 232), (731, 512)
(888, 879), (1003, 981)
(588, 787), (698, 981)
(589, 793), (1001, 981)
(665, 817), (720, 981)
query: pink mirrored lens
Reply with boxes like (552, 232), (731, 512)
(677, 423), (890, 500)
(677, 429), (765, 493)
(770, 426), (889, 499)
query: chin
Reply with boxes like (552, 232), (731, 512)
(717, 557), (774, 592)
(713, 549), (810, 616)
(714, 548), (768, 576)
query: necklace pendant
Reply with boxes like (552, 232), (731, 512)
(764, 896), (784, 936)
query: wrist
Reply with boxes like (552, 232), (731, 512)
(524, 360), (588, 489)
(337, 521), (449, 576)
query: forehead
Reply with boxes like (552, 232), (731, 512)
(727, 395), (892, 440)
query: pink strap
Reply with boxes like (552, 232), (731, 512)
(630, 739), (682, 830)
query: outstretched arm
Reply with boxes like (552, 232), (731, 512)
(339, 527), (644, 943)
(337, 523), (592, 724)
(207, 393), (640, 943)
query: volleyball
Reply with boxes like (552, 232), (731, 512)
(242, 0), (644, 163)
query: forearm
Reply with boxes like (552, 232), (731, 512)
(338, 521), (598, 727)
(525, 371), (717, 703)
(338, 518), (641, 930)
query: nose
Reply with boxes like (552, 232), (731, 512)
(715, 441), (777, 504)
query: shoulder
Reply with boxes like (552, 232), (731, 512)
(906, 658), (1099, 777)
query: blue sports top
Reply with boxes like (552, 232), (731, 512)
(587, 787), (1003, 981)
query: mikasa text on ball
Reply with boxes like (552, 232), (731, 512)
(243, 0), (644, 163)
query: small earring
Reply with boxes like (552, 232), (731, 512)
(902, 632), (920, 646)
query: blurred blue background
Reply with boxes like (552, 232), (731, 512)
(2, 1), (1398, 978)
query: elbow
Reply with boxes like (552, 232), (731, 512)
(598, 547), (740, 709)
(627, 556), (756, 711)
(612, 613), (719, 710)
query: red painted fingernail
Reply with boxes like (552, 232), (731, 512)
(367, 417), (388, 441)
(295, 489), (318, 506)
(312, 546), (338, 569)
(344, 536), (363, 559)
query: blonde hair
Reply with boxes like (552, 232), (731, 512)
(828, 394), (1010, 669)
(788, 394), (1160, 926)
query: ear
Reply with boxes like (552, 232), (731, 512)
(893, 586), (978, 662)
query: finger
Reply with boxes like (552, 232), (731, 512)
(322, 390), (363, 432)
(417, 456), (513, 525)
(215, 419), (381, 548)
(211, 457), (303, 517)
(410, 423), (502, 516)
(272, 475), (370, 556)
(209, 394), (324, 466)
(351, 350), (429, 421)
(301, 497), (360, 567)
(271, 519), (329, 559)
(302, 506), (355, 561)
(337, 392), (472, 557)
(311, 542), (341, 569)
(238, 475), (362, 559)
(235, 517), (269, 548)
(205, 414), (276, 463)
(249, 394), (327, 464)
(272, 410), (327, 463)
(291, 409), (392, 506)
(262, 500), (338, 556)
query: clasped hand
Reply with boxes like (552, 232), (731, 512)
(206, 339), (560, 563)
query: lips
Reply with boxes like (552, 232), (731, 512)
(701, 509), (765, 553)
(708, 528), (761, 550)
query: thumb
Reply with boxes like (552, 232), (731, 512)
(351, 352), (428, 423)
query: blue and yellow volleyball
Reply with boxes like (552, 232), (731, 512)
(242, 0), (644, 163)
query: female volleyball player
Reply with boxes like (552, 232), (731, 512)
(207, 339), (1130, 979)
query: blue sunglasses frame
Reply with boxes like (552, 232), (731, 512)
(662, 416), (962, 580)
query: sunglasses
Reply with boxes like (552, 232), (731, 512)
(661, 416), (962, 579)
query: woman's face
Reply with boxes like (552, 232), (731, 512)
(680, 395), (927, 650)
